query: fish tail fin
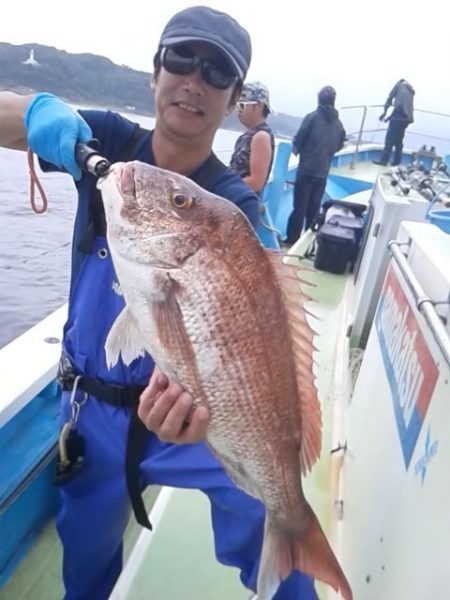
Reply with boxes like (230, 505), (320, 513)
(257, 507), (352, 600)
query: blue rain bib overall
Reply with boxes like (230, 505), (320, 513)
(53, 110), (318, 600)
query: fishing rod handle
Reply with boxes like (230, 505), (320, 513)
(75, 142), (111, 177)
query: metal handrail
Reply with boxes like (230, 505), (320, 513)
(340, 104), (375, 168)
(415, 108), (450, 118)
(340, 105), (450, 168)
(340, 104), (386, 167)
(388, 241), (450, 369)
(346, 130), (450, 144)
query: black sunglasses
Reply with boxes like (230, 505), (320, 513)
(161, 45), (238, 90)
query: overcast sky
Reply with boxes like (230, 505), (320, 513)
(2, 0), (450, 129)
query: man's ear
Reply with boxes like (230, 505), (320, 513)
(225, 103), (235, 117)
(150, 73), (158, 90)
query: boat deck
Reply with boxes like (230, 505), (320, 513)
(112, 488), (252, 600)
(2, 253), (350, 600)
(270, 158), (383, 244)
(330, 160), (386, 183)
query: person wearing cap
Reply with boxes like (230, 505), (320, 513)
(230, 81), (275, 196)
(283, 86), (346, 246)
(0, 6), (318, 600)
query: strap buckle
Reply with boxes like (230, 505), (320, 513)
(56, 354), (77, 390)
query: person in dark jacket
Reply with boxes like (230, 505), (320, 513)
(373, 79), (415, 166)
(283, 86), (346, 246)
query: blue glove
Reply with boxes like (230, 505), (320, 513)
(24, 93), (93, 180)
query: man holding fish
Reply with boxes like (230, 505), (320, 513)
(0, 6), (351, 600)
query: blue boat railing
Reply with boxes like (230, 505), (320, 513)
(0, 306), (65, 585)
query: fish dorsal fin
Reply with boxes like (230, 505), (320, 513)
(266, 250), (322, 475)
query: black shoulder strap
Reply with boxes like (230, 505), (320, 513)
(70, 125), (150, 294)
(77, 125), (150, 254)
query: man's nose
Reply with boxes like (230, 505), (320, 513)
(181, 65), (205, 93)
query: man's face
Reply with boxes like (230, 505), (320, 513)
(236, 101), (259, 126)
(153, 42), (239, 143)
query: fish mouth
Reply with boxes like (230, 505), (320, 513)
(115, 162), (135, 196)
(96, 163), (132, 200)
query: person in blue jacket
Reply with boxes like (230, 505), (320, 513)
(0, 6), (318, 600)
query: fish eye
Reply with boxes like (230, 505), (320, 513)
(171, 193), (193, 209)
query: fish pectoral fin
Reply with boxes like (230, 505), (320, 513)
(154, 291), (197, 368)
(105, 307), (146, 368)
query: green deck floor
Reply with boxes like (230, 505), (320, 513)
(111, 488), (252, 600)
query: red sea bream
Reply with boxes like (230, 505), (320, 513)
(99, 161), (352, 600)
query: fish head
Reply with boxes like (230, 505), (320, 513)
(98, 160), (243, 270)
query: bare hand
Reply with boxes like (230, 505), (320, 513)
(138, 367), (209, 444)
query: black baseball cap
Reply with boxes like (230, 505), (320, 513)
(158, 6), (252, 80)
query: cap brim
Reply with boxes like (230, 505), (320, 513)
(161, 35), (244, 79)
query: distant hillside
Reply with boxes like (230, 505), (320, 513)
(0, 42), (302, 138)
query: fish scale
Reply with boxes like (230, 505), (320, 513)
(177, 262), (298, 438)
(175, 262), (298, 507)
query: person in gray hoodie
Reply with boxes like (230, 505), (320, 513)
(283, 86), (346, 246)
(373, 79), (415, 166)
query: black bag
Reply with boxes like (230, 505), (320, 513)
(328, 214), (364, 260)
(314, 222), (355, 274)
